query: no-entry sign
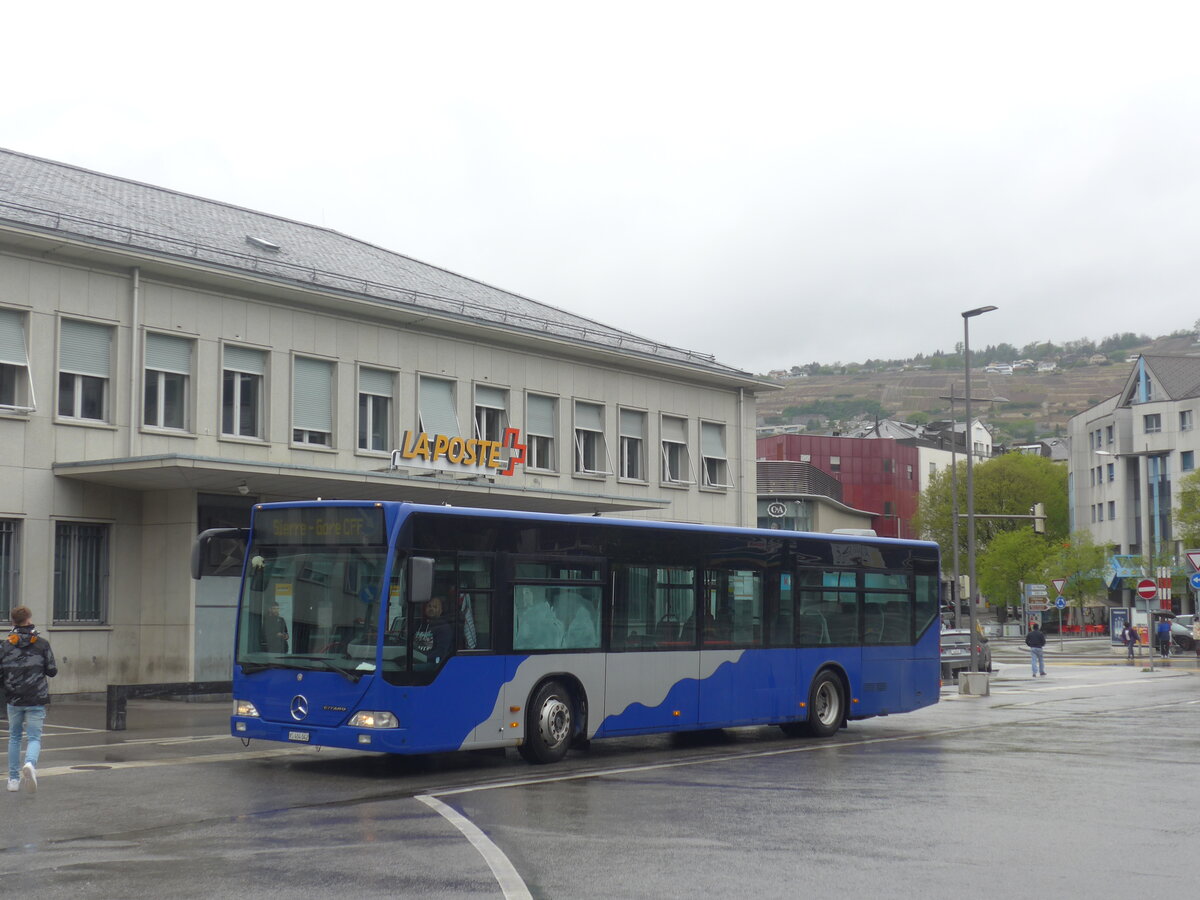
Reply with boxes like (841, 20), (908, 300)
(1136, 578), (1157, 600)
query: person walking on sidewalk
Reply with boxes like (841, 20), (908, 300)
(1, 606), (58, 794)
(1025, 622), (1047, 677)
(1121, 620), (1138, 661)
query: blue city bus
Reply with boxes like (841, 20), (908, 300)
(193, 501), (942, 763)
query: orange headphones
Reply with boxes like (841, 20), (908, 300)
(7, 631), (36, 644)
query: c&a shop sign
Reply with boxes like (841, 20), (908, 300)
(390, 428), (527, 477)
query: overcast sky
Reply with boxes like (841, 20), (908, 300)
(5, 1), (1198, 374)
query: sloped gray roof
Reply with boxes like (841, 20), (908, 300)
(0, 147), (755, 380)
(1139, 355), (1200, 401)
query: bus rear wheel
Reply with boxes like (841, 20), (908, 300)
(518, 680), (573, 764)
(781, 670), (844, 739)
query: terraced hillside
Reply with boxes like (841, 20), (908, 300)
(757, 335), (1199, 439)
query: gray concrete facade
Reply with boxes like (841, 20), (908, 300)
(0, 148), (773, 693)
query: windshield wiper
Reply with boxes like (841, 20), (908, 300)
(239, 661), (292, 675)
(284, 655), (365, 683)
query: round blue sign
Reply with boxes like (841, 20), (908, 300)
(1055, 597), (1066, 609)
(1189, 572), (1200, 590)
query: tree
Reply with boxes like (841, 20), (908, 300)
(977, 529), (1053, 611)
(914, 453), (1068, 557)
(1174, 469), (1200, 547)
(1037, 533), (1108, 628)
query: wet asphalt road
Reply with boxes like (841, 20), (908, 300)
(1, 662), (1196, 898)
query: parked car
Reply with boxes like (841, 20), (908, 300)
(940, 629), (992, 680)
(1171, 614), (1195, 651)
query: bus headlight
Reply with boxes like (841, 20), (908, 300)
(234, 700), (260, 717)
(348, 710), (399, 729)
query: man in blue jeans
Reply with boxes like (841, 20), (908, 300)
(1, 606), (58, 793)
(1025, 622), (1047, 677)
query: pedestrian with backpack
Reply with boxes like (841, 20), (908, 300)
(1, 606), (58, 793)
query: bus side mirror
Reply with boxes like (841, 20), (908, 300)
(190, 527), (246, 580)
(409, 557), (434, 605)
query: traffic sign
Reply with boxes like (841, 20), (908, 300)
(1055, 597), (1066, 609)
(1051, 578), (1067, 596)
(1028, 601), (1049, 612)
(1190, 572), (1200, 591)
(1186, 550), (1200, 572)
(1136, 578), (1157, 600)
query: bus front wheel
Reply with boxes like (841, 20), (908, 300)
(518, 680), (573, 764)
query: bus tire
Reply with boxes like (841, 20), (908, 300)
(519, 680), (573, 764)
(803, 669), (845, 738)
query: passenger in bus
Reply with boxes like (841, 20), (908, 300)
(413, 596), (453, 666)
(556, 592), (599, 649)
(261, 602), (289, 654)
(514, 589), (562, 650)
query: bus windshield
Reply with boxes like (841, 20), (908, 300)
(234, 505), (389, 680)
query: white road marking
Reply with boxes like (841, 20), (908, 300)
(417, 794), (532, 900)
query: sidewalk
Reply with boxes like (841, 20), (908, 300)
(1, 696), (239, 775)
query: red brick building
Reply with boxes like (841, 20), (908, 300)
(757, 434), (921, 539)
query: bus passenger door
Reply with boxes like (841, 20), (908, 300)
(600, 564), (700, 735)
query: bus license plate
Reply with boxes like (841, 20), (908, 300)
(288, 731), (310, 742)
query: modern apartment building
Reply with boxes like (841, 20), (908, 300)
(1068, 354), (1200, 613)
(0, 148), (772, 692)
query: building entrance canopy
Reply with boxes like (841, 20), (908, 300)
(53, 454), (665, 516)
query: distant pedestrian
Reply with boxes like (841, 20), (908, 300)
(1121, 620), (1138, 661)
(1025, 622), (1047, 677)
(1, 606), (57, 793)
(1155, 617), (1171, 658)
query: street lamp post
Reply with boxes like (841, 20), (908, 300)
(963, 305), (998, 672)
(940, 386), (1006, 633)
(949, 386), (962, 630)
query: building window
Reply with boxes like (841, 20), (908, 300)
(0, 519), (19, 619)
(292, 356), (334, 446)
(829, 456), (841, 472)
(929, 462), (937, 476)
(574, 401), (610, 475)
(1181, 410), (1193, 432)
(619, 408), (647, 481)
(1097, 504), (1104, 522)
(660, 415), (692, 484)
(1107, 463), (1115, 482)
(1105, 424), (1114, 445)
(58, 319), (112, 422)
(222, 345), (265, 439)
(143, 333), (192, 430)
(53, 521), (109, 624)
(1144, 413), (1161, 434)
(526, 394), (556, 471)
(906, 464), (914, 480)
(700, 421), (732, 488)
(1090, 505), (1096, 523)
(474, 385), (508, 443)
(0, 309), (33, 413)
(883, 501), (894, 516)
(358, 368), (394, 452)
(1183, 450), (1195, 472)
(418, 375), (460, 437)
(1108, 501), (1116, 519)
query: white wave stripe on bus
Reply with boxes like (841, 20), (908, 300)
(417, 794), (532, 900)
